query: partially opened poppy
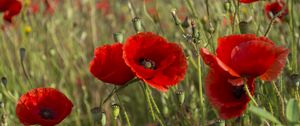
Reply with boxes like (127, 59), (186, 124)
(264, 0), (288, 21)
(200, 34), (288, 119)
(90, 43), (135, 85)
(240, 0), (259, 3)
(16, 88), (73, 126)
(123, 32), (187, 92)
(0, 0), (22, 23)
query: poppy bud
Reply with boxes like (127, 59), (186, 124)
(175, 90), (185, 105)
(161, 95), (169, 115)
(290, 73), (300, 86)
(223, 1), (231, 12)
(111, 104), (120, 119)
(132, 17), (142, 33)
(19, 48), (26, 62)
(239, 21), (253, 34)
(113, 32), (124, 43)
(1, 77), (7, 87)
(171, 9), (181, 26)
(181, 17), (190, 28)
(101, 112), (106, 126)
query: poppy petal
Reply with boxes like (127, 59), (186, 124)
(90, 43), (135, 85)
(200, 48), (240, 78)
(123, 32), (187, 91)
(16, 88), (73, 126)
(229, 40), (278, 77)
(216, 34), (258, 64)
(205, 71), (255, 119)
(260, 47), (288, 81)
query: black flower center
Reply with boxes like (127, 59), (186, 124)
(39, 108), (55, 120)
(232, 85), (244, 99)
(139, 58), (156, 70)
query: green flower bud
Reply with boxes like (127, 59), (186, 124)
(19, 48), (26, 62)
(175, 90), (185, 105)
(223, 2), (231, 12)
(181, 17), (190, 28)
(111, 104), (120, 120)
(113, 32), (124, 43)
(132, 17), (143, 33)
(1, 77), (7, 87)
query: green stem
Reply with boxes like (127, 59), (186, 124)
(289, 0), (298, 73)
(142, 83), (156, 121)
(197, 54), (205, 126)
(271, 81), (286, 124)
(102, 78), (139, 105)
(116, 93), (131, 126)
(244, 83), (258, 106)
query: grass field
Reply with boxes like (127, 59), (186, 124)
(0, 0), (300, 125)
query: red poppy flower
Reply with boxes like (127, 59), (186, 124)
(240, 0), (259, 3)
(264, 1), (288, 21)
(0, 0), (22, 23)
(200, 34), (288, 119)
(43, 0), (59, 15)
(90, 43), (135, 85)
(16, 88), (73, 126)
(96, 0), (110, 15)
(123, 32), (187, 92)
(29, 2), (40, 14)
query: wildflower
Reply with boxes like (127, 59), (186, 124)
(123, 32), (187, 91)
(200, 34), (288, 119)
(16, 88), (73, 126)
(90, 43), (135, 85)
(264, 0), (288, 21)
(0, 0), (22, 23)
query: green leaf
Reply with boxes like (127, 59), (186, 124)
(286, 99), (299, 123)
(249, 105), (282, 125)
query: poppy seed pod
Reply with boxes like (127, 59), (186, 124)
(132, 17), (143, 33)
(175, 90), (185, 105)
(1, 77), (7, 87)
(19, 48), (26, 62)
(111, 104), (120, 119)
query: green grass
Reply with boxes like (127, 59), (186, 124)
(0, 0), (299, 125)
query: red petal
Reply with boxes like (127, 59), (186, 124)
(260, 47), (288, 81)
(240, 0), (259, 4)
(205, 71), (255, 119)
(123, 32), (187, 91)
(16, 88), (73, 126)
(216, 34), (259, 64)
(90, 43), (135, 85)
(200, 48), (240, 77)
(229, 40), (278, 77)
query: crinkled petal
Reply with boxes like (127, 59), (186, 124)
(229, 40), (277, 77)
(260, 47), (288, 81)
